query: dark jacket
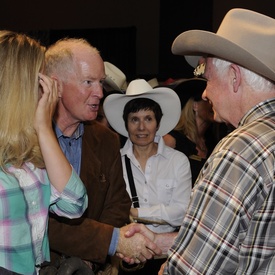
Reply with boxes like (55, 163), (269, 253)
(49, 121), (131, 264)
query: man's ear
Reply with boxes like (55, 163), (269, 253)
(230, 64), (241, 93)
(51, 76), (63, 98)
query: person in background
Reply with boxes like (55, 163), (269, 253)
(97, 90), (128, 148)
(103, 61), (128, 93)
(104, 79), (192, 274)
(118, 8), (275, 275)
(0, 30), (87, 275)
(96, 91), (119, 128)
(96, 61), (128, 148)
(45, 38), (161, 274)
(163, 77), (226, 185)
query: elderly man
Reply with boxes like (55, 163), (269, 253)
(44, 38), (161, 273)
(121, 8), (275, 275)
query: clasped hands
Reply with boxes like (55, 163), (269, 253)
(116, 223), (161, 264)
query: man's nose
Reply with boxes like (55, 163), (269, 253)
(93, 82), (104, 99)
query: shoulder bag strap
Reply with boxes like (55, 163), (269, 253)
(124, 155), (140, 208)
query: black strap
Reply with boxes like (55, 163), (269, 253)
(125, 155), (140, 208)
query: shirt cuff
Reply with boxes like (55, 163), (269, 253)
(108, 227), (120, 256)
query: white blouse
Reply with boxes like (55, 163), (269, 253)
(121, 135), (192, 233)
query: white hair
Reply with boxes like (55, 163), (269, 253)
(211, 58), (274, 92)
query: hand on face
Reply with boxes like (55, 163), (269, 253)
(34, 73), (58, 134)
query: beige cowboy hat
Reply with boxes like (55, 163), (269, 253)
(103, 79), (181, 137)
(172, 8), (275, 82)
(104, 61), (127, 91)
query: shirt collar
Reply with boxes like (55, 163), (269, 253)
(239, 98), (275, 127)
(53, 122), (84, 139)
(121, 135), (166, 158)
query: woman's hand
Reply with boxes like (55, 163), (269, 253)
(130, 208), (138, 218)
(34, 73), (72, 193)
(34, 73), (58, 134)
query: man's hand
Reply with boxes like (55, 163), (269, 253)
(116, 223), (161, 264)
(124, 223), (177, 254)
(124, 222), (156, 240)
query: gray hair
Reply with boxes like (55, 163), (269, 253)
(45, 38), (99, 81)
(211, 58), (274, 92)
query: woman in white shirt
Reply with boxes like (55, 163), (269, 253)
(104, 79), (192, 234)
(104, 79), (191, 274)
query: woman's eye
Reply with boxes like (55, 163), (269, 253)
(132, 118), (138, 122)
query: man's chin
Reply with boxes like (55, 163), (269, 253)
(84, 114), (98, 122)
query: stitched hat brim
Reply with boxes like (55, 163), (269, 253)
(172, 30), (275, 82)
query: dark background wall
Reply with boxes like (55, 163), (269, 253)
(1, 0), (274, 81)
(213, 0), (275, 30)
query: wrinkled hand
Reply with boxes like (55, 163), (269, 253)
(34, 73), (58, 133)
(116, 223), (161, 264)
(120, 223), (177, 263)
(124, 222), (156, 240)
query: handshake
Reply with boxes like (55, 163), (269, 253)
(116, 223), (177, 264)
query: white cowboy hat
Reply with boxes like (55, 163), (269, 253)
(103, 79), (181, 137)
(104, 61), (127, 91)
(172, 8), (275, 82)
(147, 77), (159, 88)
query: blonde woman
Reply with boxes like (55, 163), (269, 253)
(0, 31), (87, 275)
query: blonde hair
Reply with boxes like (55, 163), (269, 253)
(45, 38), (99, 81)
(174, 98), (198, 144)
(0, 30), (45, 169)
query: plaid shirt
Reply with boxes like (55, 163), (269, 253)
(165, 98), (275, 275)
(0, 163), (87, 275)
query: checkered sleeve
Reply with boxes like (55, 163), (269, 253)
(166, 148), (262, 274)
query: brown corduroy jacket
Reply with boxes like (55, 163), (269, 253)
(48, 121), (131, 264)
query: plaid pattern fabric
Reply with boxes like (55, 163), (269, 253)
(0, 164), (87, 275)
(165, 99), (275, 274)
